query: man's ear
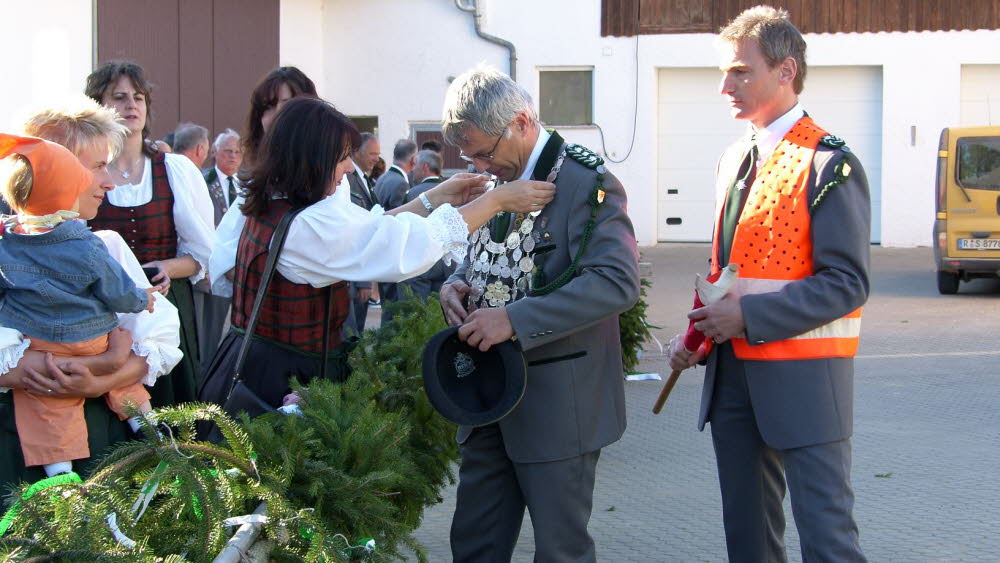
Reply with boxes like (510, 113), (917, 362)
(778, 56), (797, 87)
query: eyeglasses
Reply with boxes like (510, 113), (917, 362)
(459, 129), (507, 164)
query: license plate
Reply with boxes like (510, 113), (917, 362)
(958, 238), (1000, 250)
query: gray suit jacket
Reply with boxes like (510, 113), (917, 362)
(347, 169), (376, 210)
(374, 166), (408, 210)
(699, 129), (872, 450)
(449, 136), (640, 464)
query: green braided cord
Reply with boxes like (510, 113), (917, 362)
(0, 472), (82, 536)
(809, 157), (849, 214)
(530, 176), (604, 296)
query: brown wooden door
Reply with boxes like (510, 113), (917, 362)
(96, 0), (279, 141)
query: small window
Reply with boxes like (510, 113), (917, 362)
(349, 116), (379, 135)
(957, 136), (1000, 192)
(539, 69), (593, 126)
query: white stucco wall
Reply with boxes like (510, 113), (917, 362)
(0, 1), (94, 132)
(279, 0), (326, 95)
(293, 0), (1000, 248)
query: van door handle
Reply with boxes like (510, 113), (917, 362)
(972, 232), (991, 238)
(996, 195), (1000, 215)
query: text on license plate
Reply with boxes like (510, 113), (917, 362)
(958, 238), (1000, 250)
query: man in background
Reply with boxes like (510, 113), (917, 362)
(344, 132), (381, 333)
(173, 122), (210, 169)
(196, 128), (243, 363)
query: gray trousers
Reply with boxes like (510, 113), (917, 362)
(193, 290), (231, 372)
(450, 424), (600, 563)
(709, 345), (866, 563)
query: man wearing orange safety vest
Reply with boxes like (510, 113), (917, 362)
(668, 6), (869, 562)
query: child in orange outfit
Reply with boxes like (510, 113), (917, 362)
(0, 134), (157, 477)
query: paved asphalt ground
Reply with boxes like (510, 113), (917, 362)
(403, 243), (1000, 562)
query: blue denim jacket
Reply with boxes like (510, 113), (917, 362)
(0, 220), (149, 343)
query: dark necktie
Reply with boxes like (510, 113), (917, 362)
(227, 176), (237, 206)
(719, 138), (758, 267)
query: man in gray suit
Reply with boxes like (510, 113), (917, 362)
(668, 6), (869, 562)
(196, 129), (243, 364)
(398, 149), (451, 302)
(440, 65), (639, 562)
(373, 139), (418, 319)
(343, 132), (381, 334)
(374, 139), (416, 211)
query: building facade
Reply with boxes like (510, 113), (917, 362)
(5, 0), (1000, 248)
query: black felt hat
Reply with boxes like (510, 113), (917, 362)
(422, 326), (527, 427)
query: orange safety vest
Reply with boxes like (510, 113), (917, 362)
(711, 116), (862, 361)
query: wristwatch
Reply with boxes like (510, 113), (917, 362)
(418, 192), (435, 213)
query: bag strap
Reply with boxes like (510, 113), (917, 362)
(231, 205), (307, 388)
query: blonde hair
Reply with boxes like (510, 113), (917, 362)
(0, 156), (33, 212)
(21, 97), (129, 161)
(719, 5), (807, 94)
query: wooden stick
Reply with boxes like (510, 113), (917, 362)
(652, 369), (682, 414)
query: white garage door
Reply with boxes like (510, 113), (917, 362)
(657, 66), (883, 243)
(960, 65), (1000, 125)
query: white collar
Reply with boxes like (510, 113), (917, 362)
(751, 102), (804, 164)
(215, 166), (235, 182)
(390, 164), (409, 185)
(352, 160), (366, 179)
(518, 128), (551, 181)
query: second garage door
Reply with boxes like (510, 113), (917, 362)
(656, 66), (883, 243)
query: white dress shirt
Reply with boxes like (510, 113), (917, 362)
(104, 153), (215, 284)
(752, 103), (805, 165)
(518, 129), (552, 181)
(215, 166), (238, 207)
(0, 229), (183, 389)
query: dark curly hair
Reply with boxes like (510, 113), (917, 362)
(84, 60), (158, 158)
(241, 97), (360, 218)
(242, 66), (318, 165)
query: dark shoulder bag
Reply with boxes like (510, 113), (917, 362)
(223, 206), (333, 419)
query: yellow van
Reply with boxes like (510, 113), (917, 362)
(934, 126), (1000, 294)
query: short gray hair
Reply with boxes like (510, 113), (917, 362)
(415, 149), (442, 175)
(719, 5), (807, 94)
(172, 122), (209, 153)
(392, 139), (417, 163)
(213, 128), (240, 151)
(441, 64), (537, 146)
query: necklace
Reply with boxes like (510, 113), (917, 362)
(465, 149), (567, 309)
(110, 158), (143, 182)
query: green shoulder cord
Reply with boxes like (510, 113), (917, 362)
(810, 135), (853, 214)
(530, 144), (607, 296)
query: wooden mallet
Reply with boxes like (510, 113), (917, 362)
(652, 263), (739, 414)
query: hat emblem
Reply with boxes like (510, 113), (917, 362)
(454, 352), (476, 378)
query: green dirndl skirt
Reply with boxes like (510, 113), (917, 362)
(148, 277), (199, 407)
(0, 394), (132, 492)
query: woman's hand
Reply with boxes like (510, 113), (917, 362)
(23, 354), (108, 399)
(425, 173), (490, 208)
(486, 179), (556, 214)
(141, 260), (172, 296)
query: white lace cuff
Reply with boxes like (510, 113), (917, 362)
(425, 204), (469, 265)
(133, 338), (180, 387)
(177, 246), (208, 285)
(0, 337), (31, 394)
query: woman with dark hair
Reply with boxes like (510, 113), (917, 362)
(242, 66), (317, 165)
(200, 97), (553, 409)
(84, 61), (215, 407)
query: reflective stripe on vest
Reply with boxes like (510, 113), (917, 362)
(711, 116), (862, 361)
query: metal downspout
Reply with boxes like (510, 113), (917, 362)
(454, 0), (517, 80)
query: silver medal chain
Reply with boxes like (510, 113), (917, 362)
(466, 148), (567, 308)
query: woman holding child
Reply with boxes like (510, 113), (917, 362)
(0, 99), (182, 489)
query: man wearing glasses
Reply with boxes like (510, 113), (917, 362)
(439, 64), (640, 562)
